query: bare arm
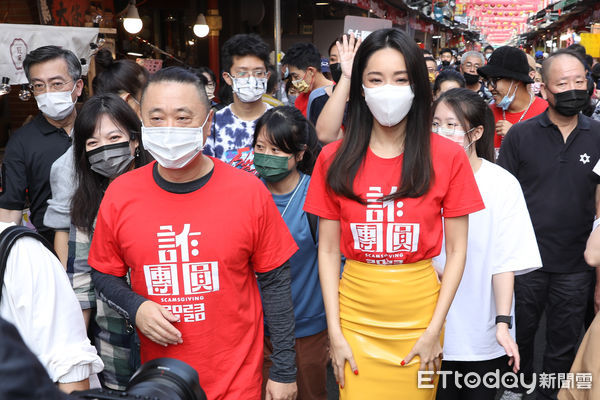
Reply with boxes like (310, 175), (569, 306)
(54, 231), (69, 270)
(315, 34), (360, 144)
(0, 208), (22, 225)
(492, 271), (520, 372)
(584, 227), (600, 266)
(585, 185), (600, 266)
(403, 215), (468, 371)
(315, 77), (348, 143)
(58, 379), (89, 394)
(318, 218), (356, 389)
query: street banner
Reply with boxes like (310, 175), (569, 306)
(0, 23), (99, 85)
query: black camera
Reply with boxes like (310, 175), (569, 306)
(70, 358), (207, 400)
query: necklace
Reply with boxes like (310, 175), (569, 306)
(503, 93), (534, 123)
(281, 174), (306, 218)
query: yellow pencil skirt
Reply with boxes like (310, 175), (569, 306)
(339, 259), (442, 400)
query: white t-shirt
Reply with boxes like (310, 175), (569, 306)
(434, 159), (542, 361)
(0, 222), (104, 383)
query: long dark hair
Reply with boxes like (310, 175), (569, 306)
(253, 106), (321, 175)
(71, 94), (151, 234)
(326, 28), (433, 202)
(433, 88), (495, 162)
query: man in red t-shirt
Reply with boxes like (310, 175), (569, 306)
(478, 46), (547, 153)
(282, 42), (334, 120)
(88, 67), (298, 400)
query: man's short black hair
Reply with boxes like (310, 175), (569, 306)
(541, 49), (588, 83)
(141, 66), (209, 110)
(484, 45), (494, 52)
(23, 45), (81, 82)
(281, 42), (321, 71)
(440, 48), (452, 56)
(221, 34), (270, 74)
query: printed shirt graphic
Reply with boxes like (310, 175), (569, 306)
(88, 159), (297, 400)
(203, 104), (271, 174)
(304, 134), (484, 265)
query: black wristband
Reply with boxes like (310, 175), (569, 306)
(495, 315), (513, 329)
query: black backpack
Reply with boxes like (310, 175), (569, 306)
(0, 226), (56, 302)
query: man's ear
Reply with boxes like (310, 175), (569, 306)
(203, 109), (214, 143)
(222, 71), (233, 86)
(540, 83), (548, 101)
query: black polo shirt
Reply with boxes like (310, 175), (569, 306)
(497, 110), (600, 273)
(0, 113), (71, 234)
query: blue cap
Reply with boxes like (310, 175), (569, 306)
(321, 57), (330, 73)
(535, 50), (543, 58)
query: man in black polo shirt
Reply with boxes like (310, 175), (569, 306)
(0, 46), (82, 243)
(498, 49), (600, 400)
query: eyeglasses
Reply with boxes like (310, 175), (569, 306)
(29, 80), (73, 94)
(432, 122), (466, 136)
(485, 77), (502, 90)
(205, 82), (215, 90)
(230, 70), (268, 79)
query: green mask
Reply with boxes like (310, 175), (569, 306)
(254, 152), (293, 182)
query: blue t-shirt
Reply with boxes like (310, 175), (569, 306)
(269, 173), (327, 338)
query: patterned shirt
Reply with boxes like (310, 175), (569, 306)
(203, 104), (271, 174)
(68, 224), (140, 390)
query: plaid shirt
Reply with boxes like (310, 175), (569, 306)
(68, 224), (140, 390)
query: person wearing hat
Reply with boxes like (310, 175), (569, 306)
(497, 49), (600, 400)
(477, 46), (548, 154)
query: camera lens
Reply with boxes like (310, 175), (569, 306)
(126, 358), (207, 400)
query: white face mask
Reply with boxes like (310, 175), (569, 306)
(142, 112), (211, 169)
(230, 75), (267, 103)
(433, 126), (475, 151)
(35, 84), (77, 120)
(362, 84), (415, 127)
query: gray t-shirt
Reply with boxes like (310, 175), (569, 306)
(44, 146), (75, 231)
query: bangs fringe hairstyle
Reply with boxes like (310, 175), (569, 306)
(253, 106), (322, 175)
(326, 28), (433, 203)
(71, 94), (151, 234)
(433, 88), (495, 162)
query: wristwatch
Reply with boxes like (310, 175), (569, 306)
(495, 315), (513, 329)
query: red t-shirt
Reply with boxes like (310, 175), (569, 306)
(294, 92), (309, 117)
(88, 159), (297, 400)
(491, 96), (547, 148)
(304, 134), (484, 265)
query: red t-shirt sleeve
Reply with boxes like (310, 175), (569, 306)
(88, 188), (128, 277)
(251, 184), (298, 273)
(303, 145), (340, 220)
(442, 148), (485, 218)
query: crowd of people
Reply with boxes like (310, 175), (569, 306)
(1, 26), (600, 400)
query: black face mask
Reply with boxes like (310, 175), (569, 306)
(330, 62), (342, 84)
(549, 89), (589, 117)
(441, 60), (450, 67)
(463, 72), (480, 86)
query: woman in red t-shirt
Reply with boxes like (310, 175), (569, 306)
(304, 29), (484, 399)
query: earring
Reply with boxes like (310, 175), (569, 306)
(135, 147), (140, 158)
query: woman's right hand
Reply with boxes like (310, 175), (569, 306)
(336, 33), (362, 80)
(329, 331), (358, 389)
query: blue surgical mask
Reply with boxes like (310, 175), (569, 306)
(497, 81), (518, 111)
